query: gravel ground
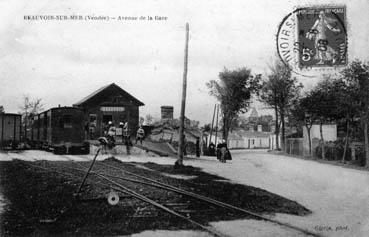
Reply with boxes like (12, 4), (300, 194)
(0, 152), (310, 236)
(2, 148), (367, 236)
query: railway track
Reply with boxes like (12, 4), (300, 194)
(25, 161), (229, 237)
(23, 154), (322, 237)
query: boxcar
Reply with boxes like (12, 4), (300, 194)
(31, 107), (89, 154)
(0, 113), (22, 149)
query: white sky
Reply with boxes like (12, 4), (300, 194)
(0, 0), (368, 124)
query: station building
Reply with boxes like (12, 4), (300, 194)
(73, 83), (144, 139)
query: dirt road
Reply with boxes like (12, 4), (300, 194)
(1, 149), (368, 236)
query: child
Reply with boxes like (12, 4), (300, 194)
(136, 126), (145, 145)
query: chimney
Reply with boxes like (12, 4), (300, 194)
(161, 106), (174, 120)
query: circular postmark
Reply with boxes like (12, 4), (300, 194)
(277, 6), (348, 76)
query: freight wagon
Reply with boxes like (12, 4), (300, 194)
(30, 107), (89, 154)
(0, 113), (22, 149)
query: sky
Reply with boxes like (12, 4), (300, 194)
(0, 0), (368, 124)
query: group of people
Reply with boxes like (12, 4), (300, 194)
(208, 140), (231, 163)
(103, 122), (229, 161)
(104, 121), (145, 155)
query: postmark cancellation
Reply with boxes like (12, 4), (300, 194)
(277, 5), (347, 74)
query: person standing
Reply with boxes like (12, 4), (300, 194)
(195, 137), (200, 158)
(122, 122), (131, 155)
(100, 122), (115, 150)
(216, 142), (223, 162)
(107, 122), (116, 144)
(136, 126), (145, 145)
(119, 122), (124, 142)
(217, 140), (227, 163)
(104, 121), (113, 136)
(208, 142), (216, 156)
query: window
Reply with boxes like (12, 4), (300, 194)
(100, 107), (125, 112)
(63, 115), (72, 128)
(89, 114), (97, 126)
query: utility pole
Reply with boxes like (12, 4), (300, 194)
(209, 104), (216, 145)
(176, 23), (189, 167)
(214, 104), (219, 146)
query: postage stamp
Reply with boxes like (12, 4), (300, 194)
(277, 5), (347, 74)
(296, 6), (347, 68)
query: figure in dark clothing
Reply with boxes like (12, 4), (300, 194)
(105, 121), (116, 148)
(195, 137), (200, 158)
(183, 135), (188, 156)
(208, 142), (216, 156)
(105, 121), (113, 136)
(217, 140), (229, 163)
(122, 122), (131, 155)
(202, 139), (207, 155)
(216, 142), (224, 162)
(124, 134), (132, 155)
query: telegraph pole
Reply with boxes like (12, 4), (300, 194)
(209, 104), (216, 145)
(176, 23), (189, 167)
(214, 104), (219, 146)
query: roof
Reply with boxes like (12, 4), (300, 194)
(240, 131), (271, 138)
(230, 130), (271, 138)
(74, 83), (144, 106)
(0, 113), (21, 117)
(228, 133), (243, 140)
(161, 105), (173, 109)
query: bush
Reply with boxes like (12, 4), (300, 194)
(355, 144), (365, 166)
(331, 139), (351, 161)
(315, 141), (345, 160)
(314, 139), (366, 165)
(171, 140), (196, 155)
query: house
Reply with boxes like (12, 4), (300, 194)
(73, 83), (144, 139)
(227, 132), (244, 149)
(240, 131), (271, 149)
(228, 130), (271, 149)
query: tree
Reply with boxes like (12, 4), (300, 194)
(206, 67), (261, 142)
(318, 77), (360, 162)
(202, 123), (211, 132)
(291, 93), (317, 156)
(189, 119), (200, 129)
(341, 60), (369, 166)
(307, 78), (343, 159)
(291, 76), (359, 159)
(139, 117), (145, 126)
(334, 78), (360, 162)
(0, 105), (4, 113)
(19, 95), (44, 139)
(259, 60), (303, 151)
